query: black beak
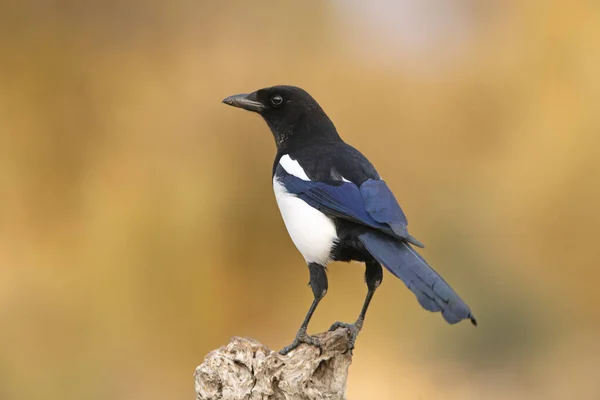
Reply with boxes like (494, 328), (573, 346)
(222, 92), (265, 113)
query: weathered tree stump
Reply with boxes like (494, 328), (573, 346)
(194, 328), (353, 400)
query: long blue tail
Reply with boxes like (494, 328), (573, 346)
(359, 231), (476, 325)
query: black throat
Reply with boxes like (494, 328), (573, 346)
(264, 106), (342, 154)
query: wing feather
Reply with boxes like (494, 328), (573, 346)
(277, 168), (422, 246)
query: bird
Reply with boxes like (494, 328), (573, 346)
(222, 85), (476, 355)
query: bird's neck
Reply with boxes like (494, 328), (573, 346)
(270, 114), (341, 153)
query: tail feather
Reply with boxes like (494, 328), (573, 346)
(358, 231), (476, 325)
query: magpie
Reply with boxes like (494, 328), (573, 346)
(222, 85), (476, 355)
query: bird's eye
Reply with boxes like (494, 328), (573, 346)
(270, 95), (284, 107)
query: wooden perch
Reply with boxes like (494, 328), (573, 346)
(194, 328), (353, 400)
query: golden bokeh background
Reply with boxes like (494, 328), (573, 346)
(1, 1), (599, 399)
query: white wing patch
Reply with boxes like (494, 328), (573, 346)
(279, 154), (310, 181)
(273, 177), (337, 265)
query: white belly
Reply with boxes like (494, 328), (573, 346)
(273, 177), (338, 265)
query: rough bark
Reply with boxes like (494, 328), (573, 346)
(194, 328), (353, 400)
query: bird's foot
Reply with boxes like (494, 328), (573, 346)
(279, 329), (322, 356)
(328, 319), (363, 354)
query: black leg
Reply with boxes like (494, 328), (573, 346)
(280, 262), (328, 355)
(329, 260), (382, 353)
(357, 259), (383, 321)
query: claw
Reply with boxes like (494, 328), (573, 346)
(279, 330), (322, 356)
(328, 320), (362, 354)
(328, 321), (347, 332)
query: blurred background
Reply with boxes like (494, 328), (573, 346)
(1, 1), (599, 399)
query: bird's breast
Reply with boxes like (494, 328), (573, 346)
(272, 177), (338, 265)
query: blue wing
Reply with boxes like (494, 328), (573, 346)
(277, 169), (423, 246)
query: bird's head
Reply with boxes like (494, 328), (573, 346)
(222, 85), (339, 149)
